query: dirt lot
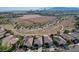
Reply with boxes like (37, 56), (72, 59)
(17, 15), (57, 25)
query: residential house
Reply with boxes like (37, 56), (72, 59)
(23, 36), (33, 48)
(53, 36), (69, 50)
(60, 33), (79, 44)
(2, 35), (19, 47)
(69, 32), (79, 39)
(33, 36), (43, 48)
(60, 34), (73, 40)
(0, 27), (6, 38)
(57, 36), (67, 45)
(68, 32), (79, 44)
(43, 35), (53, 46)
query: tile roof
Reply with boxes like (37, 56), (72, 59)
(60, 34), (73, 40)
(23, 36), (33, 47)
(2, 35), (18, 47)
(43, 35), (53, 45)
(34, 36), (43, 46)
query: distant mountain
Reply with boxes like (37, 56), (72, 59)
(0, 7), (44, 12)
(47, 7), (79, 11)
(0, 7), (79, 12)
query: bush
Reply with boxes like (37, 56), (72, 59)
(4, 44), (16, 52)
(5, 29), (14, 35)
(43, 43), (50, 48)
(64, 30), (70, 34)
(71, 29), (76, 32)
(66, 40), (73, 45)
(0, 45), (15, 52)
(75, 21), (79, 29)
(50, 34), (54, 39)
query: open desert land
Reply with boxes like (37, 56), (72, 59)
(0, 14), (76, 36)
(15, 15), (76, 35)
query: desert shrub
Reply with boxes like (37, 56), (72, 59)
(64, 29), (70, 34)
(66, 40), (73, 45)
(5, 29), (14, 35)
(43, 43), (50, 48)
(75, 21), (79, 29)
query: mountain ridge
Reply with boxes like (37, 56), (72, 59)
(47, 7), (79, 11)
